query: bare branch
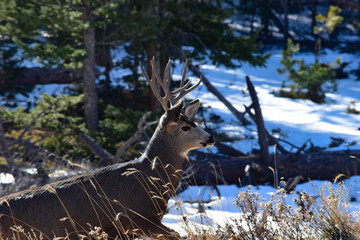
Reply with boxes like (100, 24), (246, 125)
(15, 97), (62, 144)
(79, 133), (115, 165)
(114, 112), (156, 162)
(186, 60), (251, 126)
(244, 104), (289, 154)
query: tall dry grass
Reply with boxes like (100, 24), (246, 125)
(2, 173), (360, 240)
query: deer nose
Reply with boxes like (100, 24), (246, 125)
(208, 136), (215, 144)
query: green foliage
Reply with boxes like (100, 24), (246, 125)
(1, 93), (148, 161)
(1, 0), (269, 104)
(0, 38), (35, 103)
(2, 93), (88, 158)
(314, 5), (343, 35)
(277, 39), (338, 103)
(3, 93), (84, 129)
(313, 5), (343, 63)
(98, 105), (144, 155)
(120, 0), (270, 76)
(0, 0), (136, 69)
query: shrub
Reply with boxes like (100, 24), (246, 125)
(1, 93), (147, 162)
(98, 105), (146, 158)
(277, 39), (339, 103)
(210, 182), (359, 240)
(312, 182), (360, 239)
(1, 93), (88, 158)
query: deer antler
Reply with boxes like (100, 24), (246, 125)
(140, 57), (202, 111)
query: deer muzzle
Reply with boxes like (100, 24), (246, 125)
(200, 135), (215, 148)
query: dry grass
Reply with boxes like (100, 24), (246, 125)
(3, 179), (360, 240)
(312, 182), (360, 239)
(200, 182), (360, 240)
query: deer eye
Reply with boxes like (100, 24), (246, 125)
(181, 126), (191, 131)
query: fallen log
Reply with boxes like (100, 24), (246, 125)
(186, 149), (360, 187)
(3, 67), (83, 85)
(1, 67), (100, 87)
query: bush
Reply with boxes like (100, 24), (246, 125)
(213, 182), (360, 240)
(1, 93), (147, 162)
(1, 93), (88, 159)
(98, 105), (146, 158)
(277, 39), (339, 103)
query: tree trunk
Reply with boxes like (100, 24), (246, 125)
(146, 0), (165, 112)
(83, 8), (98, 130)
(283, 0), (289, 46)
(261, 0), (271, 38)
(96, 45), (112, 90)
(309, 0), (317, 37)
(268, 9), (294, 42)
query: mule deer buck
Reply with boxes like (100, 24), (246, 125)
(0, 57), (214, 239)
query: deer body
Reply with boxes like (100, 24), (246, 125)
(0, 59), (214, 239)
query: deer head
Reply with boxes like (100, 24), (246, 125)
(140, 57), (214, 156)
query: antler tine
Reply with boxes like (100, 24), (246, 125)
(173, 75), (202, 104)
(180, 59), (188, 87)
(151, 57), (165, 90)
(163, 58), (172, 90)
(150, 58), (172, 110)
(140, 57), (202, 112)
(140, 58), (169, 111)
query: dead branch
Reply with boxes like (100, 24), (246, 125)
(244, 104), (289, 154)
(5, 136), (70, 168)
(15, 97), (63, 144)
(245, 76), (270, 165)
(182, 60), (251, 126)
(114, 112), (156, 162)
(79, 112), (156, 164)
(79, 133), (115, 165)
(243, 76), (289, 155)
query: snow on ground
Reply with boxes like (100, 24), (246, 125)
(171, 50), (360, 154)
(163, 50), (360, 234)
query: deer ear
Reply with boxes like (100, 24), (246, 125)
(160, 100), (183, 129)
(168, 100), (183, 118)
(182, 99), (200, 120)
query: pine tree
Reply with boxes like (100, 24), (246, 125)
(1, 0), (269, 120)
(0, 0), (151, 129)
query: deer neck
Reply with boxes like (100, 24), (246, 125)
(143, 127), (187, 184)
